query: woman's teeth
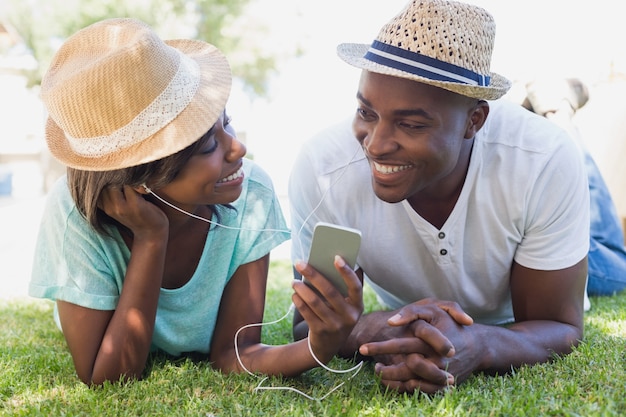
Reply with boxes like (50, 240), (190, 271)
(373, 162), (411, 174)
(218, 167), (243, 183)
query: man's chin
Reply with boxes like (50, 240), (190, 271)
(372, 187), (406, 204)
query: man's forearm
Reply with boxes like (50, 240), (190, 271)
(473, 320), (583, 375)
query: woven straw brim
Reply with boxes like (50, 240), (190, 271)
(337, 43), (511, 101)
(45, 39), (231, 171)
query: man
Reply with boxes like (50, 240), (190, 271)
(288, 0), (589, 394)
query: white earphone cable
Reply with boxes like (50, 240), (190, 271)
(234, 304), (364, 401)
(292, 145), (362, 240)
(142, 184), (290, 233)
(144, 146), (364, 400)
(230, 147), (365, 400)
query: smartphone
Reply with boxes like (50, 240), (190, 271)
(305, 222), (362, 297)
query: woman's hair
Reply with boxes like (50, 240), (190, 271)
(67, 131), (217, 236)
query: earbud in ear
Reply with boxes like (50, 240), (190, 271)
(141, 183), (151, 193)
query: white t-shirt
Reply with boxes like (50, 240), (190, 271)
(289, 99), (590, 324)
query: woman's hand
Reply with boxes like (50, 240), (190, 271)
(99, 185), (169, 239)
(58, 184), (170, 385)
(291, 256), (364, 364)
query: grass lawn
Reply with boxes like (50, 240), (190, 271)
(1, 259), (625, 416)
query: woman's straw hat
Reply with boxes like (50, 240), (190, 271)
(337, 0), (511, 100)
(40, 18), (231, 171)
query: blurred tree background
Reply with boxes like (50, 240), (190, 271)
(0, 0), (297, 97)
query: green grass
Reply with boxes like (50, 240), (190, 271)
(1, 259), (625, 416)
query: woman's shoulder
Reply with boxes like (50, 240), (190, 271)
(42, 175), (108, 239)
(44, 175), (76, 214)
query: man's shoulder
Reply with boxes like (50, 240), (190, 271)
(481, 99), (573, 154)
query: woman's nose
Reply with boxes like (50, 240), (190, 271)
(226, 133), (247, 161)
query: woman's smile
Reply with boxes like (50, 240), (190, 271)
(217, 166), (244, 184)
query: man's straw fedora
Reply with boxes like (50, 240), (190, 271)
(337, 0), (511, 100)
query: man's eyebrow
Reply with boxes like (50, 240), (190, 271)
(394, 108), (433, 119)
(356, 92), (371, 107)
(356, 92), (433, 119)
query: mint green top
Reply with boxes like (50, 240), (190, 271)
(29, 159), (290, 356)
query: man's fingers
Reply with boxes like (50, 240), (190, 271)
(408, 320), (455, 357)
(436, 300), (474, 326)
(374, 359), (455, 395)
(387, 300), (473, 327)
(387, 306), (435, 326)
(360, 338), (430, 356)
(373, 354), (453, 386)
(379, 377), (453, 395)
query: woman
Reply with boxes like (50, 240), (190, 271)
(29, 17), (363, 385)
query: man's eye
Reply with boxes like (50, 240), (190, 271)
(399, 121), (425, 130)
(356, 108), (374, 120)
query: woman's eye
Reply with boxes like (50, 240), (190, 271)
(223, 115), (236, 136)
(201, 138), (219, 154)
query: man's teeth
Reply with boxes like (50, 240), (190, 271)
(218, 167), (243, 183)
(373, 162), (411, 174)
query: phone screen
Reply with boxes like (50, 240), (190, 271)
(306, 222), (361, 296)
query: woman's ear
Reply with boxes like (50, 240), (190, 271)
(464, 100), (489, 139)
(134, 183), (151, 195)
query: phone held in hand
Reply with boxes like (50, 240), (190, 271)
(305, 222), (362, 296)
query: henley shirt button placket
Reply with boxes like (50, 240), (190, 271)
(438, 231), (448, 256)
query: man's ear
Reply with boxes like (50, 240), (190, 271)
(464, 100), (489, 139)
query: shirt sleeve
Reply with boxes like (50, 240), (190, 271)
(29, 178), (128, 310)
(514, 130), (590, 269)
